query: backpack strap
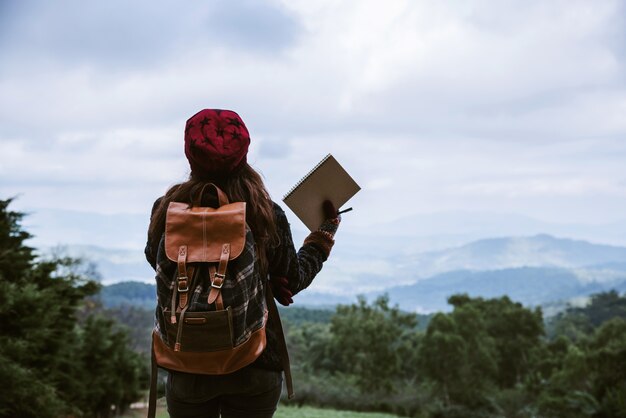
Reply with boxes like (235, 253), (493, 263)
(168, 245), (189, 324)
(265, 284), (295, 399)
(174, 302), (192, 352)
(176, 245), (191, 312)
(172, 244), (200, 352)
(147, 334), (158, 418)
(169, 245), (195, 324)
(207, 243), (230, 310)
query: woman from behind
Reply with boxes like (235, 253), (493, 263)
(145, 109), (340, 418)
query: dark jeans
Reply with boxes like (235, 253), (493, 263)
(166, 366), (283, 418)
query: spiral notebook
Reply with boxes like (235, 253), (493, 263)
(283, 154), (361, 231)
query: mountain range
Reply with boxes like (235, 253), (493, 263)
(76, 232), (626, 314)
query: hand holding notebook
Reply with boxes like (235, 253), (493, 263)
(283, 154), (361, 231)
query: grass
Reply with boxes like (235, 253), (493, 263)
(122, 403), (400, 418)
(276, 405), (400, 418)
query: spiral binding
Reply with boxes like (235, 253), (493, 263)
(283, 153), (332, 200)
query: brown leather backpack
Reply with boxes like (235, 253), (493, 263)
(147, 184), (292, 417)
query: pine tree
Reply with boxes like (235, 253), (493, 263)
(0, 198), (145, 418)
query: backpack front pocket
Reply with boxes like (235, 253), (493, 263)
(164, 308), (234, 352)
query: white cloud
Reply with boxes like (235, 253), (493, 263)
(2, 0), (626, 232)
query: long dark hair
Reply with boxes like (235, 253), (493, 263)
(147, 163), (278, 276)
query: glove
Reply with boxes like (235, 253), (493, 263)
(323, 200), (338, 219)
(319, 200), (341, 238)
(270, 276), (294, 306)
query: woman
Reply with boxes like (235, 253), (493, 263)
(145, 109), (340, 418)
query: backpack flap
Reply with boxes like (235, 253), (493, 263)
(164, 201), (247, 263)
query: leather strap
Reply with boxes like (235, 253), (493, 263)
(265, 284), (294, 399)
(177, 246), (190, 310)
(174, 302), (191, 352)
(147, 335), (158, 418)
(173, 265), (199, 352)
(194, 183), (229, 207)
(207, 266), (225, 311)
(170, 284), (177, 324)
(179, 266), (195, 311)
(177, 245), (189, 278)
(207, 244), (230, 310)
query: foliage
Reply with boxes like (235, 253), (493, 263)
(12, 186), (625, 418)
(284, 290), (626, 417)
(275, 405), (404, 418)
(100, 305), (155, 354)
(323, 295), (420, 392)
(449, 294), (545, 388)
(281, 306), (337, 327)
(415, 294), (544, 413)
(0, 198), (146, 418)
(547, 290), (626, 341)
(97, 279), (626, 418)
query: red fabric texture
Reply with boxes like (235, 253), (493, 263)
(184, 109), (250, 176)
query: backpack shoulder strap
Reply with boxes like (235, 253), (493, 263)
(265, 285), (295, 399)
(147, 334), (159, 418)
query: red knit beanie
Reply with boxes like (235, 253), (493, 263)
(184, 109), (250, 176)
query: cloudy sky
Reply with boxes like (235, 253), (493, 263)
(2, 0), (626, 250)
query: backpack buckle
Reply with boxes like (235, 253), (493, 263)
(212, 273), (225, 289)
(177, 277), (189, 292)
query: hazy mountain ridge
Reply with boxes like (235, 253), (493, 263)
(99, 264), (626, 315)
(38, 244), (155, 284)
(41, 233), (626, 297)
(98, 280), (156, 310)
(399, 234), (626, 279)
(92, 234), (626, 314)
(27, 203), (626, 312)
(22, 206), (626, 292)
(381, 266), (626, 313)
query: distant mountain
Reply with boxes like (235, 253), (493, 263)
(38, 245), (154, 284)
(39, 233), (626, 295)
(399, 234), (626, 280)
(98, 268), (626, 319)
(98, 281), (156, 310)
(379, 266), (626, 313)
(25, 206), (626, 315)
(97, 280), (357, 311)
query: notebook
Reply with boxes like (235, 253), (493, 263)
(283, 154), (361, 231)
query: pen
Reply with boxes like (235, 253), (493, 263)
(338, 207), (353, 215)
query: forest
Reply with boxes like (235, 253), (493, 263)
(1, 197), (625, 418)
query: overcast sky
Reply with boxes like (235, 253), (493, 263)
(2, 0), (626, 240)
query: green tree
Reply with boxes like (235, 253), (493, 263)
(418, 304), (498, 409)
(549, 290), (626, 342)
(76, 315), (147, 416)
(449, 294), (544, 388)
(536, 313), (626, 418)
(0, 198), (145, 418)
(537, 344), (598, 418)
(587, 318), (626, 417)
(324, 295), (420, 392)
(418, 313), (467, 406)
(418, 294), (544, 415)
